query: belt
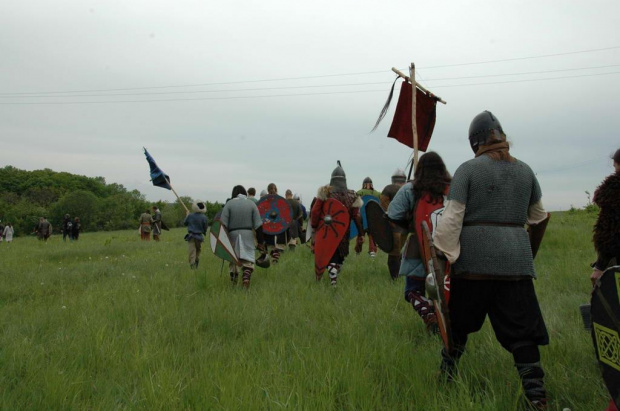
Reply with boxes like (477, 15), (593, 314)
(229, 227), (253, 232)
(463, 222), (523, 227)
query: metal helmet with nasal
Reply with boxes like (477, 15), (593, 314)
(468, 110), (506, 154)
(330, 160), (347, 192)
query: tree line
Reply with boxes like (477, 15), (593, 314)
(0, 166), (222, 236)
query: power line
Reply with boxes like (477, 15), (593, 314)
(0, 81), (391, 99)
(422, 64), (620, 82)
(429, 70), (620, 89)
(0, 89), (390, 105)
(1, 70), (618, 106)
(420, 46), (620, 69)
(1, 46), (618, 96)
(0, 71), (390, 96)
(2, 64), (617, 99)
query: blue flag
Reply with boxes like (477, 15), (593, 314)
(143, 148), (172, 190)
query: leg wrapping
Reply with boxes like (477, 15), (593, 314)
(327, 263), (340, 286)
(270, 249), (281, 263)
(515, 361), (546, 403)
(242, 267), (253, 288)
(408, 291), (436, 320)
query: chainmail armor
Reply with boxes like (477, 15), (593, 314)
(449, 155), (542, 277)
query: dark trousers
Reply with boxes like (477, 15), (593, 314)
(449, 277), (549, 352)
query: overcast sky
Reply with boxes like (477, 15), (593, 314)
(1, 0), (619, 210)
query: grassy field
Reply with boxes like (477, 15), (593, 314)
(0, 211), (609, 410)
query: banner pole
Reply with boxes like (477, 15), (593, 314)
(167, 178), (190, 214)
(410, 63), (419, 170)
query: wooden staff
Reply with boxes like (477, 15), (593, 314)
(410, 63), (419, 169)
(166, 177), (190, 214)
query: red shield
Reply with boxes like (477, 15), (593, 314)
(414, 191), (447, 248)
(257, 194), (293, 235)
(314, 198), (350, 276)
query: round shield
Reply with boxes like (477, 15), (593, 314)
(365, 200), (393, 252)
(349, 194), (379, 239)
(314, 198), (350, 276)
(591, 265), (620, 407)
(257, 194), (293, 235)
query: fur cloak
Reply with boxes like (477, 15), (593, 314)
(593, 172), (620, 264)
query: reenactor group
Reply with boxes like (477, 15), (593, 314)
(143, 111), (620, 409)
(173, 111), (553, 408)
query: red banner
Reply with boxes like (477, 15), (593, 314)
(387, 81), (438, 152)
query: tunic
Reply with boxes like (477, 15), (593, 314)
(357, 188), (381, 198)
(387, 182), (426, 278)
(139, 213), (153, 233)
(37, 220), (52, 238)
(286, 198), (302, 239)
(221, 194), (263, 262)
(184, 213), (208, 241)
(3, 226), (14, 242)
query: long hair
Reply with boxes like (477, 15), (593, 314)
(363, 182), (374, 190)
(478, 133), (515, 162)
(413, 151), (451, 204)
(231, 185), (247, 198)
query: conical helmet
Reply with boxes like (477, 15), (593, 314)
(468, 110), (506, 154)
(330, 161), (347, 192)
(391, 168), (406, 184)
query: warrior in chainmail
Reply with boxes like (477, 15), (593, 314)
(434, 111), (550, 409)
(220, 185), (266, 288)
(310, 161), (364, 286)
(381, 168), (407, 280)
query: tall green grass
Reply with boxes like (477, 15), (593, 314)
(0, 212), (608, 409)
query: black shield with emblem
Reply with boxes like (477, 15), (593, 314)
(366, 200), (393, 253)
(591, 265), (620, 408)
